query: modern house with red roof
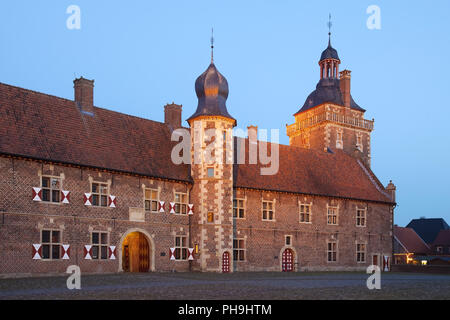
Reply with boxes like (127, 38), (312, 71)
(0, 35), (396, 275)
(393, 226), (431, 265)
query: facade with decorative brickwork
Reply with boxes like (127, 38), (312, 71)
(0, 37), (396, 276)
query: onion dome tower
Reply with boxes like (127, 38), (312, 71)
(188, 31), (235, 273)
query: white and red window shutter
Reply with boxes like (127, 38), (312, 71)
(169, 248), (176, 260)
(108, 195), (117, 208)
(61, 191), (71, 204)
(158, 201), (165, 213)
(84, 245), (93, 259)
(109, 246), (116, 260)
(84, 193), (92, 206)
(169, 202), (176, 214)
(32, 244), (42, 260)
(187, 204), (194, 215)
(32, 188), (42, 202)
(61, 245), (70, 260)
(188, 248), (194, 260)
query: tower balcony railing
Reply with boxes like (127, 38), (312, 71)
(286, 112), (374, 136)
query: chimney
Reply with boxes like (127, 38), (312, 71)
(164, 103), (182, 129)
(74, 77), (94, 114)
(386, 180), (396, 202)
(339, 70), (351, 108)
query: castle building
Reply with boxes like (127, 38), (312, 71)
(0, 35), (395, 275)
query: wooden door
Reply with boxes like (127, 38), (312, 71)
(122, 232), (150, 273)
(282, 249), (294, 272)
(138, 233), (149, 272)
(123, 245), (130, 272)
(222, 251), (230, 273)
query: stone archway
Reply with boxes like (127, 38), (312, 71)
(118, 228), (155, 272)
(279, 246), (298, 272)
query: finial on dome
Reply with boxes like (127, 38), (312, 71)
(211, 28), (214, 64)
(327, 14), (332, 46)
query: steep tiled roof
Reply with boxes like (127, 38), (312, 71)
(0, 82), (191, 182)
(0, 82), (393, 204)
(406, 218), (450, 244)
(233, 138), (393, 204)
(394, 226), (431, 254)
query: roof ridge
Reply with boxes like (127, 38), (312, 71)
(356, 159), (392, 201)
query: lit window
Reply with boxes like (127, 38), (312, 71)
(41, 230), (61, 260)
(233, 199), (245, 219)
(207, 212), (214, 223)
(41, 176), (61, 203)
(145, 189), (159, 212)
(91, 232), (109, 260)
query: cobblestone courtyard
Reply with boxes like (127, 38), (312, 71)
(0, 272), (449, 300)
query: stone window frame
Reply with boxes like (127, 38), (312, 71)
(356, 241), (367, 263)
(174, 235), (188, 261)
(233, 198), (246, 220)
(40, 174), (64, 204)
(206, 167), (215, 179)
(233, 238), (246, 262)
(356, 207), (367, 227)
(336, 128), (344, 149)
(207, 211), (215, 223)
(144, 188), (160, 213)
(40, 228), (63, 260)
(90, 231), (110, 260)
(90, 181), (110, 207)
(356, 132), (363, 152)
(327, 204), (339, 226)
(262, 199), (276, 222)
(173, 191), (188, 215)
(285, 235), (293, 246)
(327, 240), (338, 263)
(299, 201), (312, 224)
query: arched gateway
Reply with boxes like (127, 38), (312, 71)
(120, 231), (152, 272)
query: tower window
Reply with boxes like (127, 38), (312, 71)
(207, 212), (214, 223)
(207, 168), (215, 178)
(336, 130), (343, 149)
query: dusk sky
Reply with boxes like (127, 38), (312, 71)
(1, 1), (448, 226)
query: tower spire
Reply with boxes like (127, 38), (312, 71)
(211, 28), (214, 64)
(327, 14), (332, 46)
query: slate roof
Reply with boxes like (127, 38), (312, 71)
(433, 230), (450, 246)
(0, 82), (393, 204)
(394, 226), (431, 254)
(320, 41), (340, 61)
(295, 78), (365, 114)
(406, 218), (450, 244)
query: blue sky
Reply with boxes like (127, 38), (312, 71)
(0, 1), (449, 226)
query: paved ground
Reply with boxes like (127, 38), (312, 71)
(0, 272), (449, 300)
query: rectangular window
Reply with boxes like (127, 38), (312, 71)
(233, 199), (245, 219)
(174, 236), (188, 260)
(356, 134), (363, 151)
(91, 232), (109, 260)
(285, 235), (292, 246)
(233, 239), (245, 261)
(91, 182), (108, 207)
(207, 212), (214, 223)
(145, 189), (159, 212)
(300, 204), (311, 223)
(356, 243), (366, 263)
(174, 192), (188, 215)
(327, 241), (337, 262)
(327, 206), (338, 225)
(41, 176), (61, 203)
(41, 230), (61, 260)
(262, 200), (274, 221)
(356, 208), (366, 227)
(207, 168), (215, 178)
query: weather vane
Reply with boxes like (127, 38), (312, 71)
(327, 14), (332, 37)
(211, 28), (214, 63)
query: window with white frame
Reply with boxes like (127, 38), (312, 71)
(145, 189), (159, 212)
(174, 192), (188, 215)
(91, 232), (109, 260)
(262, 200), (274, 221)
(356, 243), (366, 263)
(41, 229), (61, 260)
(233, 199), (245, 219)
(91, 182), (108, 207)
(327, 206), (338, 225)
(327, 241), (337, 262)
(300, 203), (312, 223)
(41, 176), (61, 203)
(174, 236), (188, 260)
(233, 239), (245, 261)
(356, 208), (366, 227)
